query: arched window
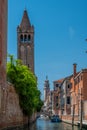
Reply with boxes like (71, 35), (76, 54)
(28, 35), (31, 41)
(24, 35), (27, 42)
(20, 34), (23, 42)
(68, 84), (70, 89)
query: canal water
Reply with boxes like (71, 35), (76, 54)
(24, 119), (86, 130)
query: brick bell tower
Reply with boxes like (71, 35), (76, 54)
(17, 10), (34, 73)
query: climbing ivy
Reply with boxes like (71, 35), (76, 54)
(7, 55), (43, 116)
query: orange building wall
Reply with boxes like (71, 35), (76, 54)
(70, 70), (87, 120)
(82, 71), (87, 100)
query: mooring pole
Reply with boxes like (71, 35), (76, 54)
(72, 104), (75, 127)
(80, 88), (83, 130)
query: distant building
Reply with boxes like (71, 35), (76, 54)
(52, 79), (64, 115)
(44, 76), (50, 103)
(17, 10), (34, 73)
(60, 76), (72, 116)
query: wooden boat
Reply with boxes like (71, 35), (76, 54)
(51, 115), (62, 122)
(38, 114), (49, 120)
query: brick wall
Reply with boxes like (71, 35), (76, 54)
(0, 83), (25, 129)
(0, 82), (37, 129)
(0, 0), (7, 80)
(62, 115), (78, 121)
(0, 0), (8, 123)
(83, 71), (87, 100)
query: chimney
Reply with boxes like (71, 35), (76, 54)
(73, 63), (77, 77)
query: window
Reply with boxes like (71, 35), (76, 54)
(20, 34), (23, 42)
(56, 84), (59, 87)
(56, 103), (58, 107)
(67, 97), (70, 104)
(56, 96), (58, 100)
(24, 35), (27, 42)
(28, 35), (31, 41)
(67, 84), (70, 89)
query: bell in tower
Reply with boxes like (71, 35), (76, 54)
(17, 9), (34, 73)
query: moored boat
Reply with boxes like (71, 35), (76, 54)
(51, 115), (62, 122)
(38, 114), (49, 120)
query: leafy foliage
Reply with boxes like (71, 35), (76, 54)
(7, 55), (43, 116)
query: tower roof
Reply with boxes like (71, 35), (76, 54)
(20, 10), (31, 31)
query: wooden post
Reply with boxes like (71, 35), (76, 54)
(80, 100), (83, 130)
(72, 104), (75, 127)
(80, 88), (83, 130)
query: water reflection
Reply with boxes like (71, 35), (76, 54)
(26, 119), (85, 130)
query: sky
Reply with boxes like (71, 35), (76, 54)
(8, 0), (87, 99)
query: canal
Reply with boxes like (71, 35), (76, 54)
(24, 119), (86, 130)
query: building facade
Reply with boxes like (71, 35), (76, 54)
(52, 79), (63, 115)
(52, 64), (87, 121)
(0, 0), (7, 86)
(70, 65), (87, 120)
(17, 10), (34, 73)
(60, 76), (72, 116)
(44, 76), (50, 103)
(0, 0), (8, 115)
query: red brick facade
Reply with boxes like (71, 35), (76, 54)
(0, 0), (7, 75)
(17, 10), (34, 73)
(0, 0), (7, 117)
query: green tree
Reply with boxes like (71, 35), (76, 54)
(7, 55), (43, 117)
